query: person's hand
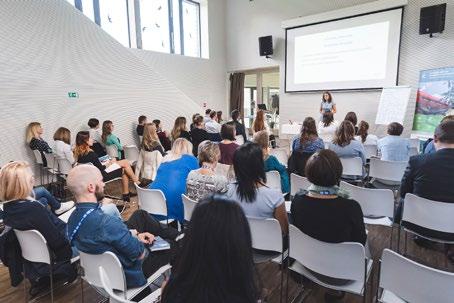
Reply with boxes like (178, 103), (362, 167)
(137, 232), (155, 244)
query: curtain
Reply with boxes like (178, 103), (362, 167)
(229, 73), (245, 119)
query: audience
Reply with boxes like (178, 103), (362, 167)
(344, 111), (359, 134)
(0, 161), (77, 295)
(26, 122), (52, 166)
(149, 138), (198, 222)
(171, 116), (191, 143)
(136, 115), (147, 137)
(253, 131), (290, 194)
(203, 108), (212, 123)
(225, 142), (288, 234)
(87, 118), (106, 157)
(291, 117), (324, 152)
(189, 113), (199, 131)
(161, 195), (258, 303)
(216, 111), (224, 124)
(205, 110), (221, 134)
(66, 164), (178, 289)
(252, 110), (276, 148)
(102, 120), (124, 159)
(153, 119), (172, 151)
(317, 112), (338, 143)
(355, 120), (378, 145)
(186, 141), (228, 201)
(230, 109), (247, 142)
(53, 127), (75, 165)
(328, 120), (366, 166)
(190, 115), (209, 156)
(423, 115), (454, 154)
(377, 122), (410, 162)
(74, 131), (139, 202)
(218, 123), (239, 165)
(142, 123), (165, 156)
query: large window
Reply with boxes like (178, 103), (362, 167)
(65, 0), (205, 58)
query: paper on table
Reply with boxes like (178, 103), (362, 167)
(105, 163), (121, 173)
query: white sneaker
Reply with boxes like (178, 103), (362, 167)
(55, 201), (75, 215)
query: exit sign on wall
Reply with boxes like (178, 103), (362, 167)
(68, 92), (79, 98)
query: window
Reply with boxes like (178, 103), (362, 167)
(181, 0), (201, 57)
(98, 0), (130, 47)
(139, 0), (171, 53)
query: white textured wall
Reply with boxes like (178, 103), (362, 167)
(0, 0), (227, 168)
(226, 0), (454, 136)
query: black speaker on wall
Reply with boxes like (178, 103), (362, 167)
(259, 36), (273, 57)
(419, 3), (446, 36)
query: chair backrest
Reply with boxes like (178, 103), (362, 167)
(57, 157), (73, 175)
(265, 170), (281, 192)
(270, 148), (288, 167)
(409, 147), (419, 157)
(181, 194), (198, 221)
(363, 144), (377, 159)
(369, 158), (407, 182)
(33, 150), (43, 165)
(379, 249), (454, 303)
(44, 152), (56, 169)
(402, 193), (454, 235)
(409, 138), (420, 151)
(99, 267), (131, 303)
(289, 225), (366, 281)
(290, 173), (312, 196)
(248, 217), (283, 252)
(106, 145), (119, 159)
(14, 229), (51, 264)
(124, 145), (139, 164)
(340, 181), (394, 218)
(339, 157), (363, 176)
(135, 184), (168, 217)
(235, 135), (245, 145)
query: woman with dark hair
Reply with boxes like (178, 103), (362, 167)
(190, 115), (209, 156)
(319, 91), (336, 116)
(161, 195), (258, 303)
(219, 123), (239, 165)
(292, 117), (324, 152)
(328, 120), (366, 166)
(225, 142), (288, 234)
(355, 121), (378, 145)
(317, 112), (338, 142)
(344, 112), (358, 134)
(153, 119), (172, 151)
(171, 117), (191, 143)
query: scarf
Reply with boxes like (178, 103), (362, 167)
(307, 184), (350, 199)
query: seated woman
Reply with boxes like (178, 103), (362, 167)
(161, 195), (258, 303)
(186, 141), (229, 201)
(74, 131), (139, 202)
(328, 120), (366, 166)
(355, 121), (378, 146)
(219, 123), (239, 165)
(0, 161), (77, 296)
(149, 138), (198, 223)
(26, 122), (52, 166)
(291, 117), (324, 152)
(317, 112), (338, 143)
(153, 119), (172, 151)
(102, 120), (124, 159)
(253, 131), (290, 194)
(252, 109), (275, 148)
(225, 142), (288, 234)
(171, 116), (191, 143)
(142, 123), (165, 156)
(53, 127), (75, 165)
(344, 111), (359, 135)
(190, 115), (209, 156)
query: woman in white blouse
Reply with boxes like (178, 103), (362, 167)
(355, 121), (378, 146)
(317, 112), (339, 143)
(53, 127), (75, 164)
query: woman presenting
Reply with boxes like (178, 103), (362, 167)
(320, 91), (336, 116)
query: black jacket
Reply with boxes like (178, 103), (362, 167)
(231, 120), (247, 142)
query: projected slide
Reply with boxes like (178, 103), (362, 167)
(286, 8), (403, 92)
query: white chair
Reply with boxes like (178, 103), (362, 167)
(270, 148), (288, 167)
(290, 173), (312, 197)
(32, 150), (45, 184)
(399, 193), (454, 254)
(124, 145), (139, 166)
(181, 194), (198, 222)
(377, 249), (454, 303)
(288, 225), (372, 303)
(135, 184), (172, 224)
(99, 267), (163, 303)
(340, 157), (363, 179)
(235, 135), (245, 145)
(409, 147), (419, 157)
(369, 158), (407, 184)
(266, 170), (282, 192)
(409, 138), (420, 152)
(363, 144), (378, 159)
(106, 145), (119, 159)
(56, 158), (73, 176)
(44, 152), (59, 185)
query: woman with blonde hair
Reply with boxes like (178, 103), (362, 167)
(142, 123), (165, 156)
(53, 127), (75, 164)
(186, 140), (228, 201)
(0, 161), (77, 295)
(74, 131), (140, 202)
(102, 120), (124, 159)
(171, 116), (191, 142)
(149, 138), (198, 222)
(26, 122), (52, 165)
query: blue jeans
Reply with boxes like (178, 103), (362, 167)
(33, 186), (61, 211)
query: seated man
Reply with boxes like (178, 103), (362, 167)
(66, 164), (178, 289)
(377, 122), (410, 162)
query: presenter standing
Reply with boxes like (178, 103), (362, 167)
(320, 91), (336, 119)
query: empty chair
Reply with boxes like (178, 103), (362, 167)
(106, 144), (119, 159)
(290, 173), (312, 197)
(339, 157), (363, 178)
(377, 249), (454, 303)
(266, 170), (282, 192)
(135, 184), (171, 223)
(369, 158), (407, 183)
(270, 148), (288, 167)
(288, 225), (372, 302)
(181, 194), (198, 221)
(363, 144), (378, 159)
(124, 145), (140, 166)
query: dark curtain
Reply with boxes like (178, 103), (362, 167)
(229, 73), (245, 119)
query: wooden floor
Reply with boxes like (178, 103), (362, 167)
(1, 181), (453, 303)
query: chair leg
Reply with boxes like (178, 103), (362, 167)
(404, 231), (408, 256)
(280, 254), (284, 303)
(397, 226), (401, 253)
(389, 224), (394, 250)
(50, 264), (54, 303)
(80, 277), (84, 303)
(22, 265), (28, 303)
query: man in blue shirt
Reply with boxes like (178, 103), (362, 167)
(66, 164), (177, 288)
(377, 122), (410, 162)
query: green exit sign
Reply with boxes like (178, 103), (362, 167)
(68, 92), (79, 98)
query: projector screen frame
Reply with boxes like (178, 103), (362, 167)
(284, 6), (405, 93)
